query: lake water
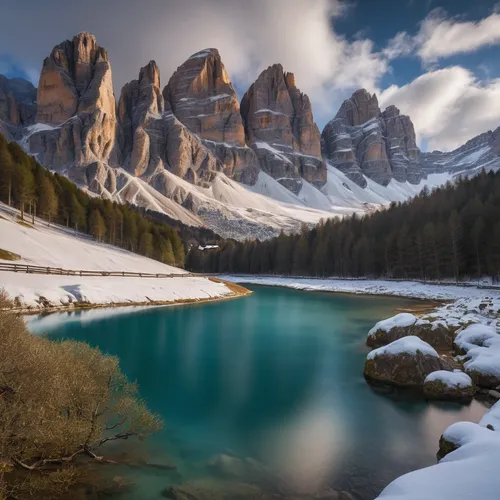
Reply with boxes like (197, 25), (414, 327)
(28, 285), (488, 499)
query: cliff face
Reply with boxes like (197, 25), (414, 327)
(321, 89), (423, 187)
(241, 64), (326, 194)
(163, 49), (259, 184)
(29, 32), (116, 192)
(421, 127), (500, 177)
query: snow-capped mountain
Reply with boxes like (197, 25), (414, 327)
(1, 32), (499, 240)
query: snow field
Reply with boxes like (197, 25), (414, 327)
(0, 206), (234, 309)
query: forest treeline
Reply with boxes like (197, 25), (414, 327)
(187, 171), (500, 281)
(0, 134), (185, 267)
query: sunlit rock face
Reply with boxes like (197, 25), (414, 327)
(115, 59), (226, 188)
(163, 49), (259, 184)
(30, 32), (117, 192)
(322, 89), (423, 188)
(241, 64), (327, 194)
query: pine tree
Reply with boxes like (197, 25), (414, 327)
(448, 210), (462, 281)
(38, 176), (58, 225)
(0, 138), (14, 206)
(162, 238), (176, 266)
(139, 231), (154, 257)
(89, 209), (106, 242)
(14, 164), (36, 222)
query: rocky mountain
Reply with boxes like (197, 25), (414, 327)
(421, 127), (500, 177)
(163, 49), (259, 185)
(0, 75), (37, 139)
(321, 89), (421, 187)
(241, 64), (326, 194)
(3, 32), (500, 240)
(28, 32), (117, 192)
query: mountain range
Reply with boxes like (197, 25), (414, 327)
(1, 32), (499, 239)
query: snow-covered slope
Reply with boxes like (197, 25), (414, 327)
(0, 205), (235, 309)
(89, 162), (455, 241)
(0, 205), (185, 274)
(422, 127), (500, 178)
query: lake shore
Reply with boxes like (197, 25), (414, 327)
(5, 277), (251, 315)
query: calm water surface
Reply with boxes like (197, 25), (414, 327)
(28, 285), (487, 499)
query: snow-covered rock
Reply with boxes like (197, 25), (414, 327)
(369, 313), (417, 335)
(367, 311), (456, 349)
(455, 324), (500, 388)
(377, 402), (500, 500)
(364, 337), (448, 388)
(423, 370), (475, 402)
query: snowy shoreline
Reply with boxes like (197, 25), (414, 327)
(0, 209), (251, 311)
(220, 275), (500, 302)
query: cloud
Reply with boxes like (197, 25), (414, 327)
(0, 0), (387, 126)
(379, 66), (500, 151)
(386, 8), (500, 64)
(2, 0), (499, 152)
(0, 54), (38, 84)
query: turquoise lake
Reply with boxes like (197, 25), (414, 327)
(28, 285), (488, 499)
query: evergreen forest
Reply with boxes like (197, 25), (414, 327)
(187, 171), (500, 281)
(0, 133), (185, 267)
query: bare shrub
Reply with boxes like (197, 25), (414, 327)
(0, 290), (162, 498)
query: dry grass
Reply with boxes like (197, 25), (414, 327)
(16, 220), (33, 229)
(208, 277), (252, 296)
(0, 248), (21, 261)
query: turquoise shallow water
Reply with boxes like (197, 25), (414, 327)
(28, 285), (488, 499)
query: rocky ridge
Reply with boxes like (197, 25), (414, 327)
(321, 89), (422, 187)
(241, 64), (326, 194)
(3, 32), (500, 240)
(28, 32), (117, 192)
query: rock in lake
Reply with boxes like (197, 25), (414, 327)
(163, 478), (263, 500)
(367, 313), (455, 350)
(364, 336), (449, 388)
(423, 370), (475, 402)
(454, 324), (500, 389)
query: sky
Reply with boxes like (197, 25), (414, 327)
(2, 0), (500, 152)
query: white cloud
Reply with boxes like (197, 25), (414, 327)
(379, 66), (500, 151)
(417, 9), (500, 63)
(0, 0), (388, 127)
(386, 8), (500, 64)
(2, 0), (500, 152)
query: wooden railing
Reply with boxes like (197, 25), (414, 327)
(0, 262), (201, 279)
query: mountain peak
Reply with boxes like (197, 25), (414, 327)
(335, 89), (380, 126)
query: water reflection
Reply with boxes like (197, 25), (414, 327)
(31, 286), (489, 499)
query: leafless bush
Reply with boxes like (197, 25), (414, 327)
(0, 289), (162, 498)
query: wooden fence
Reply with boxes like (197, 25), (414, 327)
(0, 262), (201, 279)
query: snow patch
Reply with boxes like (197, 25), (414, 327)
(424, 370), (473, 388)
(367, 336), (439, 360)
(368, 313), (417, 335)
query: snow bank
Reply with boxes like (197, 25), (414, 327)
(222, 276), (500, 302)
(0, 208), (186, 274)
(377, 402), (500, 500)
(367, 336), (439, 360)
(368, 313), (417, 335)
(455, 324), (500, 381)
(0, 206), (235, 308)
(1, 272), (231, 309)
(455, 324), (499, 353)
(424, 370), (473, 389)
